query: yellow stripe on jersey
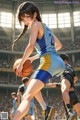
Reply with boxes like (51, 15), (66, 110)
(38, 54), (51, 71)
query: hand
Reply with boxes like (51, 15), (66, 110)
(16, 64), (23, 77)
(28, 57), (33, 63)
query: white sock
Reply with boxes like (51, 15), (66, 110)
(40, 102), (47, 110)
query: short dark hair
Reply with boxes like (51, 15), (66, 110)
(11, 92), (17, 96)
(22, 77), (29, 83)
(60, 53), (69, 61)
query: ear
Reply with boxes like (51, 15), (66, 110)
(34, 12), (37, 18)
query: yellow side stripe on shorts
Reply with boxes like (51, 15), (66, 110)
(38, 54), (51, 71)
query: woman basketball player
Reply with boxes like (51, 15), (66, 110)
(12, 2), (65, 120)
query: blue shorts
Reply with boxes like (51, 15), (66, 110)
(32, 53), (65, 84)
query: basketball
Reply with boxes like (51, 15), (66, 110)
(13, 58), (33, 77)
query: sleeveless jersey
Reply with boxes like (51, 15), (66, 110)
(35, 23), (57, 57)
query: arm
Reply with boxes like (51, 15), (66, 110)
(46, 82), (61, 88)
(34, 104), (37, 114)
(54, 35), (62, 51)
(28, 54), (39, 62)
(17, 85), (24, 106)
(46, 83), (56, 88)
(10, 107), (14, 112)
(17, 92), (22, 106)
(20, 22), (39, 66)
(72, 69), (78, 83)
(74, 76), (78, 83)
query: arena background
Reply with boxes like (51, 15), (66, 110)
(0, 0), (80, 119)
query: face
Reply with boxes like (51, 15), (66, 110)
(24, 81), (28, 86)
(21, 14), (36, 27)
(11, 95), (15, 99)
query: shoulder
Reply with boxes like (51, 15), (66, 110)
(18, 85), (24, 93)
(15, 98), (18, 102)
(31, 21), (42, 30)
(18, 84), (24, 89)
(68, 64), (72, 67)
(68, 64), (74, 69)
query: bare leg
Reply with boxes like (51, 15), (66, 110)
(61, 79), (71, 105)
(12, 79), (44, 120)
(35, 91), (47, 110)
(73, 103), (80, 116)
(61, 79), (77, 119)
(28, 76), (47, 110)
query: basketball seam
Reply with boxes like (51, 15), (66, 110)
(22, 66), (32, 71)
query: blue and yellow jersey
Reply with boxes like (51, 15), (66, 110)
(35, 23), (57, 57)
(32, 23), (65, 83)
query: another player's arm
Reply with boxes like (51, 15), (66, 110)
(72, 69), (78, 83)
(54, 35), (62, 51)
(46, 83), (61, 88)
(74, 76), (78, 83)
(10, 107), (14, 113)
(17, 92), (22, 106)
(34, 104), (37, 114)
(17, 86), (24, 106)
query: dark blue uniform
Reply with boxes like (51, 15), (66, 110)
(61, 64), (79, 107)
(61, 64), (76, 88)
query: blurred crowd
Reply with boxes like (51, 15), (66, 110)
(0, 93), (12, 112)
(71, 60), (80, 68)
(0, 75), (21, 84)
(0, 39), (80, 52)
(0, 39), (12, 50)
(0, 89), (80, 120)
(0, 59), (11, 69)
(61, 40), (80, 51)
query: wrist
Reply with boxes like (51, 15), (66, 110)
(56, 83), (61, 88)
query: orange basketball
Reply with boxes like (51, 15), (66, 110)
(13, 58), (33, 77)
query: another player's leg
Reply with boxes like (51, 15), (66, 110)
(73, 103), (80, 117)
(61, 79), (77, 119)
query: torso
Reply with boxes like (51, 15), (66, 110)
(13, 98), (17, 109)
(37, 22), (44, 39)
(34, 22), (57, 57)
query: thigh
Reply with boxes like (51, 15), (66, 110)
(61, 79), (71, 92)
(23, 79), (44, 100)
